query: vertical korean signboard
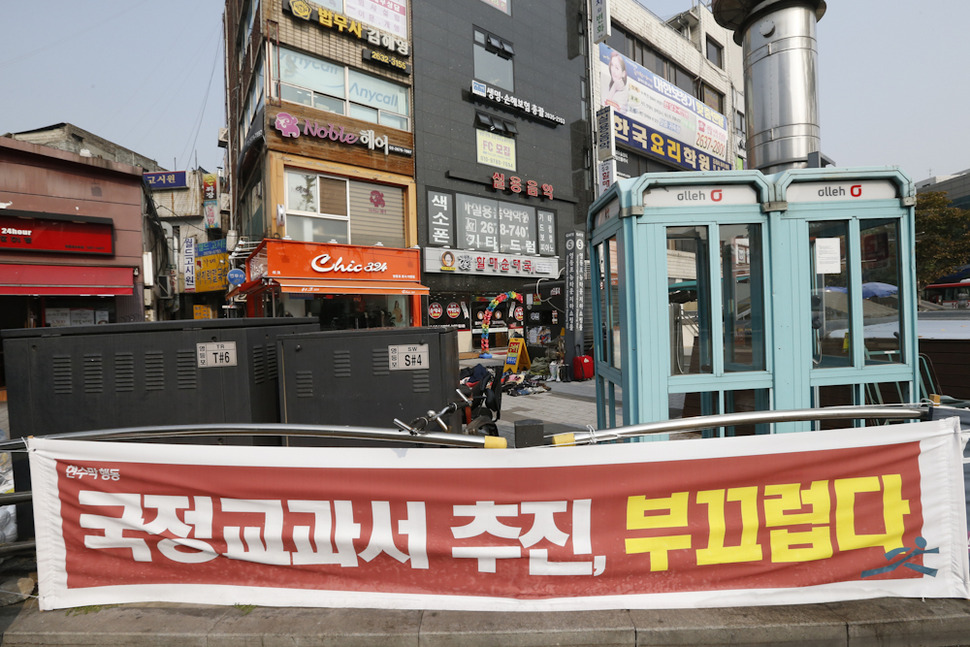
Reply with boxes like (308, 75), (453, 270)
(427, 190), (453, 247)
(565, 231), (586, 358)
(203, 174), (219, 230)
(182, 236), (196, 293)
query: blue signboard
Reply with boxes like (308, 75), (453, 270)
(613, 112), (732, 173)
(143, 171), (187, 189)
(227, 268), (246, 286)
(196, 239), (227, 256)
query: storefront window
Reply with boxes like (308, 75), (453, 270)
(273, 46), (410, 130)
(284, 170), (405, 247)
(314, 295), (411, 330)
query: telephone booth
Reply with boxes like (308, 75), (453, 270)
(588, 167), (918, 437)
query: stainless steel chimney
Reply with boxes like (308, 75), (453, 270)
(712, 0), (827, 175)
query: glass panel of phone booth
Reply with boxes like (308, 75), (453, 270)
(668, 225), (712, 376)
(809, 221), (852, 368)
(720, 223), (766, 372)
(860, 219), (902, 365)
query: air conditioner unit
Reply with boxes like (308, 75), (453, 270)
(218, 127), (229, 148)
(155, 274), (175, 300)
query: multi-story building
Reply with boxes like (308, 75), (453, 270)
(220, 1), (744, 355)
(594, 0), (745, 183)
(223, 0), (427, 327)
(916, 169), (970, 210)
(411, 0), (589, 355)
(0, 134), (154, 388)
(150, 168), (232, 320)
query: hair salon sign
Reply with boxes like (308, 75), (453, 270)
(273, 112), (413, 157)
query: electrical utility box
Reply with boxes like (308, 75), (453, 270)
(2, 317), (319, 538)
(278, 327), (460, 435)
(1, 317), (319, 437)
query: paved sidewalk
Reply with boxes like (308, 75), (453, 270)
(5, 596), (970, 646)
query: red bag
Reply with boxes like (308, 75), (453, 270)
(572, 355), (593, 381)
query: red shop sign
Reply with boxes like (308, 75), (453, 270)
(0, 213), (114, 256)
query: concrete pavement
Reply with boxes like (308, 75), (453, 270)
(5, 595), (970, 646)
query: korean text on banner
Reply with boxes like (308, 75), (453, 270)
(28, 418), (970, 611)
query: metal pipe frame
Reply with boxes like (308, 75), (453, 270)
(551, 405), (926, 446)
(0, 423), (506, 452)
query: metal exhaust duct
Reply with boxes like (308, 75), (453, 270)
(712, 0), (827, 175)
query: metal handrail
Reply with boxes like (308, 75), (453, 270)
(0, 422), (506, 453)
(0, 404), (933, 557)
(551, 405), (926, 446)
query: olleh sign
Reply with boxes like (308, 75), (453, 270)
(28, 418), (969, 611)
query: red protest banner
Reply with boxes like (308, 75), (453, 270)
(29, 418), (969, 611)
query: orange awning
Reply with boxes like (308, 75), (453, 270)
(275, 278), (429, 296)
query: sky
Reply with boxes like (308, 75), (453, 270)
(0, 0), (226, 173)
(1, 1), (967, 182)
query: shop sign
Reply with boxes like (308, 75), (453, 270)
(143, 171), (187, 189)
(273, 112), (413, 156)
(266, 240), (421, 282)
(597, 159), (616, 197)
(0, 213), (114, 255)
(182, 236), (196, 292)
(471, 80), (565, 126)
(201, 174), (220, 229)
(565, 231), (586, 333)
(362, 48), (411, 74)
(427, 190), (453, 247)
(428, 191), (557, 258)
(613, 111), (731, 173)
(194, 254), (228, 293)
(491, 173), (554, 201)
(476, 130), (515, 171)
(598, 43), (728, 162)
(227, 268), (246, 286)
(283, 0), (409, 54)
(423, 247), (559, 279)
(428, 302), (444, 319)
(447, 302), (462, 319)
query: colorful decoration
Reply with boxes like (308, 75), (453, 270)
(480, 291), (522, 358)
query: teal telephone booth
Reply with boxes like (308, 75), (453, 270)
(588, 167), (919, 437)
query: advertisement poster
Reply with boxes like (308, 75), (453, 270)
(598, 43), (728, 163)
(29, 419), (969, 611)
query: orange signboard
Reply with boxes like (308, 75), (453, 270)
(263, 239), (421, 283)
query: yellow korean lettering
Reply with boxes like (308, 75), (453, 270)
(764, 480), (833, 562)
(696, 487), (763, 565)
(835, 474), (909, 552)
(625, 493), (691, 571)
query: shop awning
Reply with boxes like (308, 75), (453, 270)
(275, 278), (429, 296)
(0, 264), (134, 296)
